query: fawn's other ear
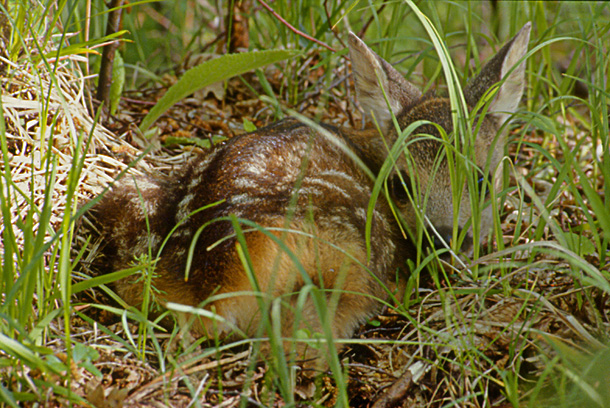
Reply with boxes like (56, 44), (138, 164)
(464, 22), (531, 124)
(348, 32), (422, 133)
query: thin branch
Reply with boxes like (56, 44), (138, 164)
(256, 0), (336, 52)
(358, 4), (386, 39)
(96, 0), (123, 114)
(323, 0), (347, 49)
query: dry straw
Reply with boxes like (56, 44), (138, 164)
(0, 34), (193, 259)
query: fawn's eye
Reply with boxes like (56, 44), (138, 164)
(390, 172), (412, 205)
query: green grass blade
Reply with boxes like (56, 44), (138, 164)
(0, 333), (60, 375)
(71, 264), (148, 294)
(139, 49), (300, 131)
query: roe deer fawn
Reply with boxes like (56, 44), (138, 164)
(89, 23), (531, 363)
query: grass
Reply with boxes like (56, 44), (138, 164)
(1, 0), (609, 407)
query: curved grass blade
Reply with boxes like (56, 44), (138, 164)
(139, 49), (300, 131)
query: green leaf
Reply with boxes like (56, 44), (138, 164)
(0, 383), (20, 408)
(110, 52), (125, 115)
(71, 264), (148, 294)
(163, 135), (226, 149)
(139, 49), (300, 131)
(0, 334), (60, 375)
(564, 231), (596, 257)
(367, 319), (381, 327)
(243, 118), (257, 132)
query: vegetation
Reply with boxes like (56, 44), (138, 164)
(0, 0), (608, 406)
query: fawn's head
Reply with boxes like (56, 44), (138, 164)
(348, 23), (531, 256)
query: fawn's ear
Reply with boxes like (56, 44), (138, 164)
(348, 32), (422, 133)
(464, 22), (531, 124)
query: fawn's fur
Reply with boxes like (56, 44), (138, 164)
(89, 23), (531, 363)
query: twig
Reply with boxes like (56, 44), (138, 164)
(371, 369), (414, 408)
(96, 0), (123, 115)
(256, 0), (336, 52)
(130, 350), (250, 399)
(323, 0), (346, 49)
(226, 0), (250, 52)
(358, 4), (386, 39)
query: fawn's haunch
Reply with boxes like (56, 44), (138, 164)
(88, 23), (531, 363)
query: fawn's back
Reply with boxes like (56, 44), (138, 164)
(89, 23), (531, 362)
(94, 118), (406, 340)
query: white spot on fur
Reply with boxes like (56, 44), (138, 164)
(188, 174), (204, 189)
(320, 214), (360, 237)
(173, 227), (192, 238)
(305, 178), (350, 199)
(298, 186), (324, 197)
(227, 193), (265, 206)
(180, 193), (195, 207)
(194, 149), (220, 174)
(115, 233), (161, 261)
(129, 195), (158, 219)
(233, 177), (258, 190)
(122, 177), (159, 192)
(355, 208), (367, 223)
(227, 208), (245, 218)
(373, 209), (391, 232)
(320, 170), (368, 194)
(245, 153), (268, 175)
(175, 248), (186, 259)
(177, 193), (196, 220)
